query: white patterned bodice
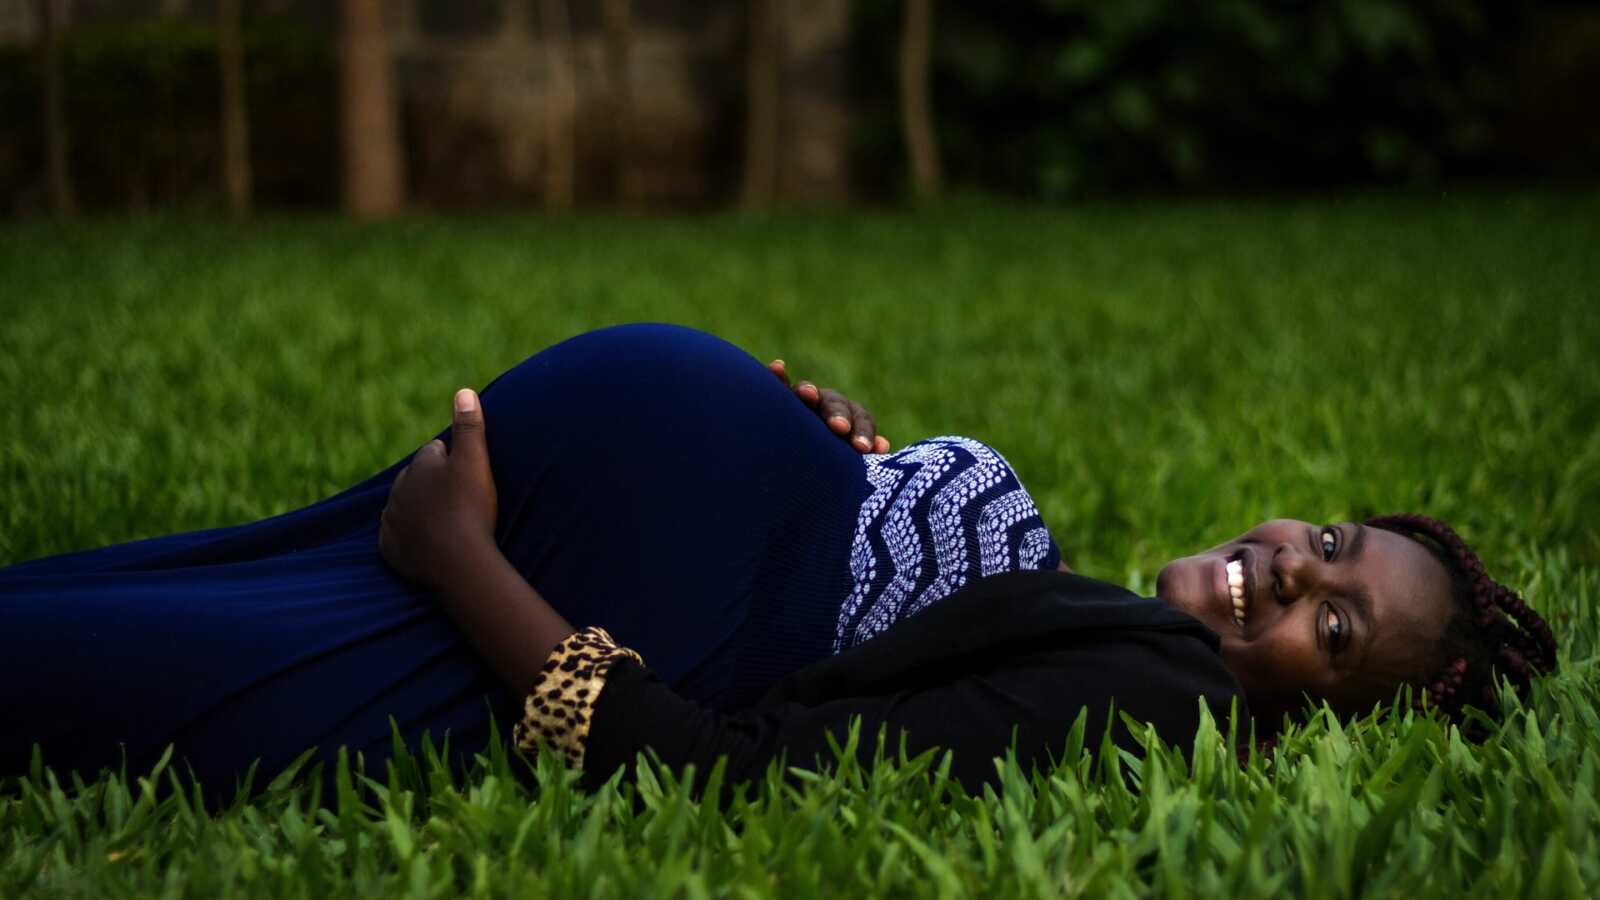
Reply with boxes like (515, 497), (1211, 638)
(832, 436), (1060, 652)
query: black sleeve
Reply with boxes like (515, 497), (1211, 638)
(582, 630), (1242, 796)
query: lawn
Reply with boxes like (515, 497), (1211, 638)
(1, 191), (1597, 897)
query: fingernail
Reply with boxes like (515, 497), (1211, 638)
(854, 436), (870, 449)
(773, 359), (785, 368)
(455, 388), (476, 413)
(830, 415), (849, 428)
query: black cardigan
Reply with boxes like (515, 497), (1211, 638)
(582, 570), (1245, 794)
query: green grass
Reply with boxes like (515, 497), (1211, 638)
(2, 191), (1598, 897)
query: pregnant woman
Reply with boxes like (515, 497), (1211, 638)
(0, 324), (1557, 797)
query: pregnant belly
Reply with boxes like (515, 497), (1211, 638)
(469, 324), (867, 696)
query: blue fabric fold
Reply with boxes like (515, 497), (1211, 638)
(1, 323), (866, 796)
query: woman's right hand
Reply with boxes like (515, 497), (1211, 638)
(379, 389), (501, 594)
(767, 359), (891, 454)
(381, 388), (579, 693)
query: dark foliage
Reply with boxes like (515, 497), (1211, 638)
(852, 0), (1542, 198)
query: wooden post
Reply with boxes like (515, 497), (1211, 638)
(741, 0), (780, 209)
(898, 0), (941, 200)
(340, 0), (406, 218)
(601, 0), (637, 205)
(539, 0), (577, 212)
(218, 0), (253, 216)
(37, 0), (75, 216)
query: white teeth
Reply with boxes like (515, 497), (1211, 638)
(1227, 558), (1248, 628)
(1227, 560), (1245, 588)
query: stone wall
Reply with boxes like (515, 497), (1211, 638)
(2, 0), (853, 210)
(398, 1), (735, 207)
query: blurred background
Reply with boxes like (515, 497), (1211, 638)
(2, 0), (1597, 218)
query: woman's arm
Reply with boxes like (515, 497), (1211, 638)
(527, 624), (1238, 797)
(433, 544), (575, 695)
(378, 389), (575, 693)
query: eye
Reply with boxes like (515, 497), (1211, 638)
(1325, 605), (1346, 653)
(1320, 527), (1339, 561)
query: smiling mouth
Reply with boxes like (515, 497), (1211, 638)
(1225, 552), (1250, 630)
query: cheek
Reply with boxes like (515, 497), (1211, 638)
(1223, 629), (1325, 702)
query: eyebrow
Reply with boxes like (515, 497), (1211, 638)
(1346, 521), (1368, 562)
(1340, 523), (1375, 670)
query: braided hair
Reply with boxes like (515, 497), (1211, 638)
(1364, 513), (1557, 727)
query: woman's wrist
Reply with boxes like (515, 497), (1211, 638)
(434, 534), (507, 597)
(432, 540), (577, 692)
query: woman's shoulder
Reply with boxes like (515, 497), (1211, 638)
(938, 569), (1220, 643)
(773, 569), (1237, 706)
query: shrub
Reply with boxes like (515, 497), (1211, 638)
(852, 0), (1525, 198)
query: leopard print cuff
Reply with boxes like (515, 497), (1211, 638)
(512, 626), (644, 769)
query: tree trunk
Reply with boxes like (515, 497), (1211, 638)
(218, 0), (253, 216)
(539, 0), (577, 212)
(340, 0), (405, 218)
(741, 0), (781, 209)
(773, 0), (851, 204)
(37, 0), (75, 216)
(898, 0), (940, 199)
(601, 0), (637, 206)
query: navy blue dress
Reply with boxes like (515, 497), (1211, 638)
(0, 324), (1058, 792)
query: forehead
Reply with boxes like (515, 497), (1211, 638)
(1354, 527), (1456, 675)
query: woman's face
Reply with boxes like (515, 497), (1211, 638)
(1156, 519), (1456, 721)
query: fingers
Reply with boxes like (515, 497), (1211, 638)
(395, 442), (444, 492)
(380, 460), (417, 556)
(795, 380), (820, 407)
(845, 399), (877, 453)
(817, 389), (879, 453)
(817, 388), (852, 434)
(768, 366), (889, 455)
(769, 359), (822, 407)
(449, 389), (488, 469)
(387, 443), (434, 506)
(377, 522), (396, 565)
(767, 359), (790, 387)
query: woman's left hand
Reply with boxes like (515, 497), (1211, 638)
(767, 359), (891, 454)
(379, 388), (500, 594)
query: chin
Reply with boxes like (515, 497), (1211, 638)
(1155, 555), (1212, 622)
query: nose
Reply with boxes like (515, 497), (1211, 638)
(1270, 542), (1315, 604)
